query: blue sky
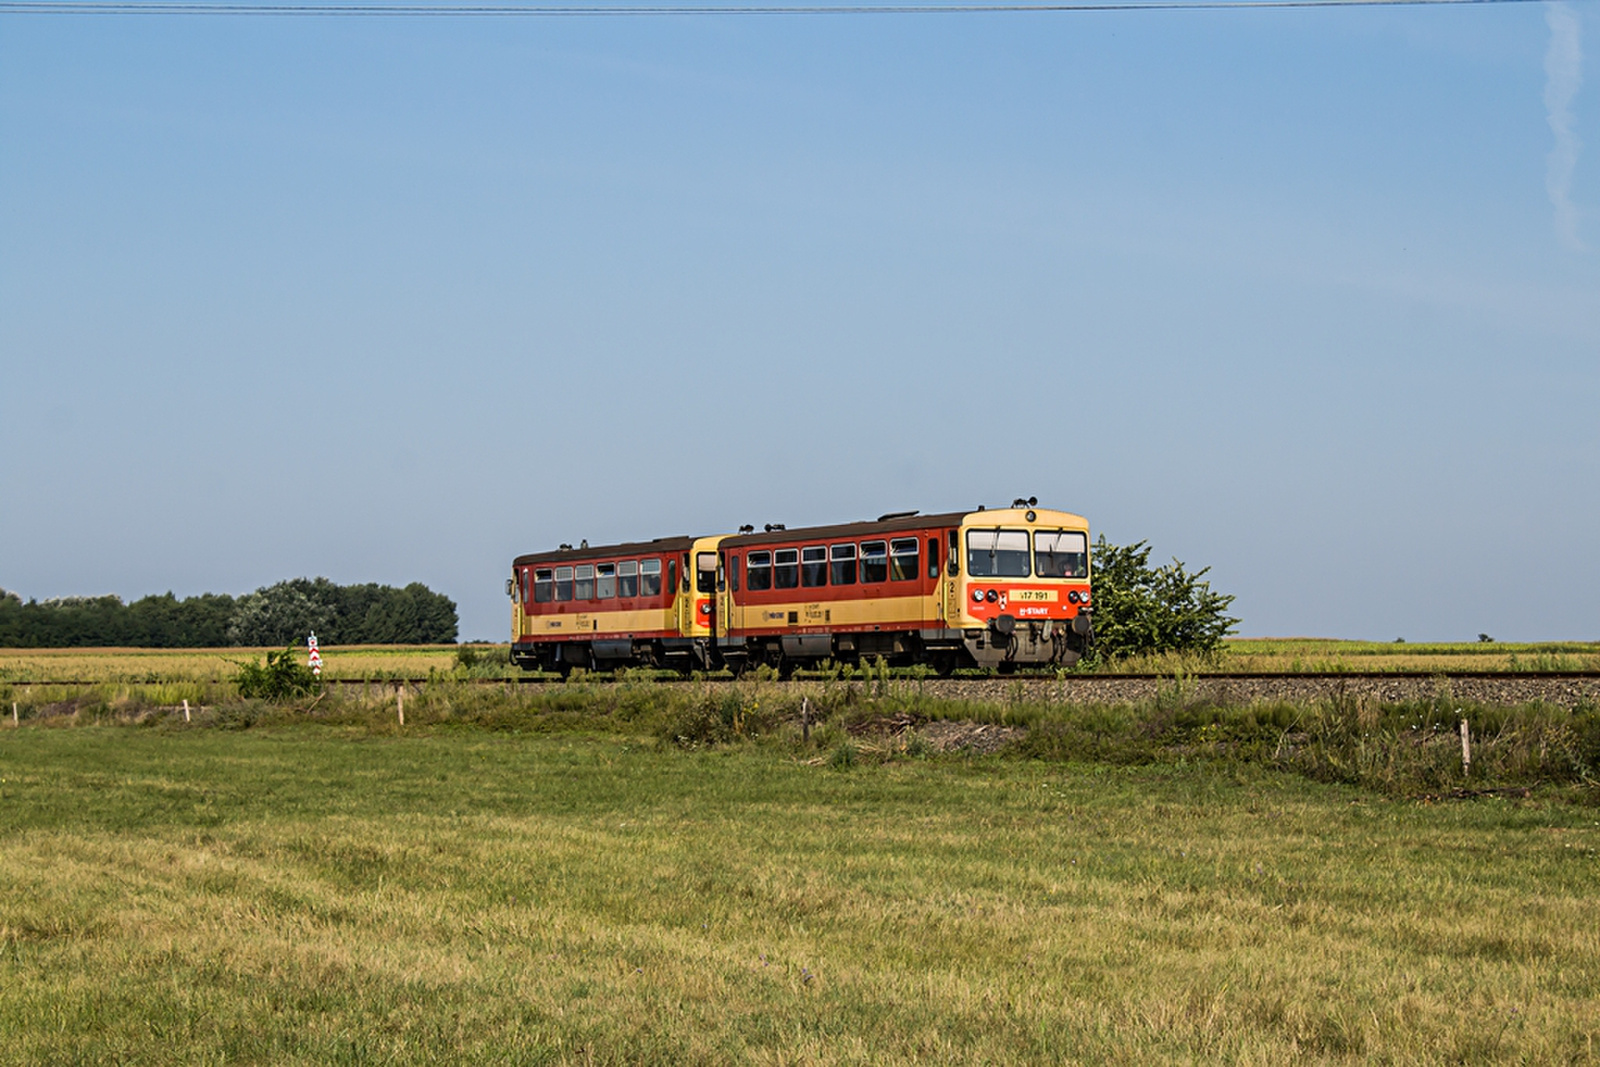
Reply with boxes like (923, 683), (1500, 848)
(1, 1), (1595, 642)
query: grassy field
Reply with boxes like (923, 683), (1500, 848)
(2, 722), (1598, 1064)
(0, 645), (464, 685)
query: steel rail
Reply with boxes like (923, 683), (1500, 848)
(7, 670), (1600, 685)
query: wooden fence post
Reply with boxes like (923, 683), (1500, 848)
(802, 697), (810, 744)
(11, 702), (17, 727)
(183, 699), (191, 724)
(397, 683), (405, 727)
(1459, 716), (1472, 777)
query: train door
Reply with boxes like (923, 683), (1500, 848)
(717, 550), (735, 640)
(943, 528), (963, 624)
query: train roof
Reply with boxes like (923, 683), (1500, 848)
(513, 535), (696, 568)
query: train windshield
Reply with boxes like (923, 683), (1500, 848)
(1034, 531), (1088, 579)
(967, 529), (1031, 577)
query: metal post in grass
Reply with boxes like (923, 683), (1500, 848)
(397, 683), (405, 727)
(1460, 716), (1472, 777)
(802, 696), (810, 744)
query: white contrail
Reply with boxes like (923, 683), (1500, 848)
(1544, 2), (1584, 250)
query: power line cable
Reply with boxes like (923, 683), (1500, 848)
(0, 0), (1558, 15)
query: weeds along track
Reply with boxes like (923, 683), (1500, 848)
(13, 671), (1598, 709)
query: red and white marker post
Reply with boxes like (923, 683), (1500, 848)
(308, 632), (322, 678)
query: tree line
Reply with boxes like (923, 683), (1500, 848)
(0, 578), (458, 647)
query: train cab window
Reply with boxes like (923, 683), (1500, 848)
(774, 548), (800, 589)
(968, 529), (1032, 578)
(747, 551), (772, 591)
(801, 546), (828, 587)
(596, 563), (616, 600)
(1035, 531), (1089, 579)
(860, 541), (888, 583)
(618, 560), (639, 598)
(948, 530), (959, 574)
(534, 568), (554, 603)
(928, 537), (940, 579)
(668, 559), (679, 595)
(575, 564), (596, 600)
(641, 559), (662, 597)
(830, 544), (857, 586)
(554, 566), (574, 602)
(696, 552), (718, 594)
(889, 538), (920, 582)
(730, 555), (741, 592)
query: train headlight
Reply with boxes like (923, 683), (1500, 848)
(698, 603), (711, 615)
(1068, 590), (1080, 604)
(971, 589), (985, 603)
(986, 589), (998, 603)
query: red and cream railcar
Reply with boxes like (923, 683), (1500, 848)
(712, 505), (1093, 673)
(508, 533), (728, 673)
(508, 503), (1093, 674)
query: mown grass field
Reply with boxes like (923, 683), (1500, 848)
(3, 721), (1598, 1065)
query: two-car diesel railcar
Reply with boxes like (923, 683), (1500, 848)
(508, 503), (1093, 674)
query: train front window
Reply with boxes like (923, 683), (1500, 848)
(554, 566), (574, 602)
(801, 546), (828, 587)
(1035, 531), (1088, 579)
(697, 553), (718, 594)
(860, 541), (888, 583)
(618, 561), (638, 598)
(534, 569), (554, 603)
(774, 549), (800, 589)
(641, 558), (662, 597)
(967, 529), (1031, 577)
(575, 565), (596, 600)
(889, 538), (919, 582)
(830, 543), (856, 586)
(596, 563), (616, 599)
(747, 551), (772, 591)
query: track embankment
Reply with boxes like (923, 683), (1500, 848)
(916, 673), (1600, 710)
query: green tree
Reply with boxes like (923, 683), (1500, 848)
(1089, 536), (1238, 660)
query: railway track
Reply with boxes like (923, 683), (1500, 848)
(8, 670), (1600, 685)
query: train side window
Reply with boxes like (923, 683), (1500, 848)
(730, 555), (741, 592)
(534, 568), (554, 603)
(596, 563), (616, 599)
(618, 560), (639, 598)
(830, 543), (856, 586)
(747, 551), (772, 591)
(697, 552), (717, 594)
(889, 538), (919, 582)
(774, 548), (800, 589)
(575, 564), (596, 600)
(948, 530), (959, 574)
(555, 566), (574, 602)
(641, 559), (662, 597)
(928, 537), (940, 579)
(801, 546), (828, 587)
(860, 540), (888, 583)
(668, 559), (679, 596)
(682, 554), (691, 593)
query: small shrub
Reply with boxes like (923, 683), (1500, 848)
(828, 741), (857, 770)
(233, 648), (319, 701)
